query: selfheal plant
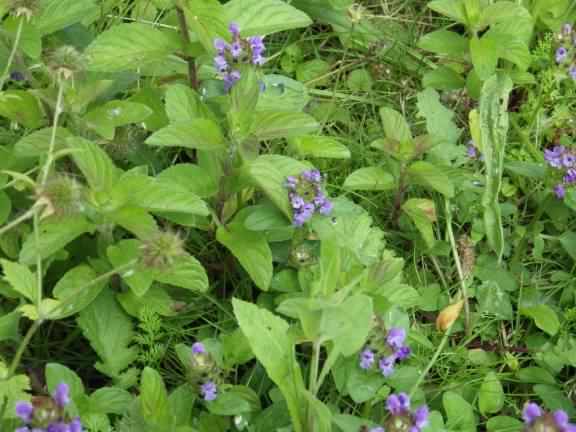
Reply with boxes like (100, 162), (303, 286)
(522, 402), (576, 432)
(190, 341), (220, 401)
(368, 393), (429, 432)
(360, 327), (411, 377)
(15, 382), (83, 432)
(285, 169), (333, 226)
(213, 22), (266, 90)
(543, 145), (576, 198)
(554, 23), (576, 81)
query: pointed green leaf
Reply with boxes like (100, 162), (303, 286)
(155, 254), (209, 293)
(379, 107), (412, 144)
(289, 135), (350, 159)
(407, 161), (454, 197)
(343, 167), (395, 191)
(34, 0), (97, 35)
(1, 259), (36, 302)
(520, 304), (560, 336)
(250, 111), (319, 140)
(68, 137), (120, 192)
(14, 127), (72, 158)
(146, 119), (225, 150)
(52, 265), (108, 318)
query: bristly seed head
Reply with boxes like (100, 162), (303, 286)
(46, 46), (86, 81)
(140, 231), (185, 270)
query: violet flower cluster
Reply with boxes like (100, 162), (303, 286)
(285, 169), (333, 226)
(523, 402), (576, 432)
(192, 342), (218, 401)
(360, 328), (411, 377)
(369, 393), (429, 432)
(15, 383), (83, 432)
(543, 145), (576, 198)
(213, 23), (265, 90)
(555, 23), (576, 80)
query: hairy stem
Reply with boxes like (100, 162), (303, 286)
(0, 17), (24, 90)
(40, 79), (65, 187)
(176, 6), (198, 89)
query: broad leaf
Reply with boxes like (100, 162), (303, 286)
(343, 167), (395, 191)
(407, 161), (454, 197)
(233, 299), (305, 432)
(165, 84), (209, 123)
(402, 198), (436, 248)
(181, 0), (229, 52)
(155, 254), (209, 293)
(107, 240), (154, 297)
(35, 0), (98, 35)
(1, 259), (36, 302)
(250, 111), (319, 140)
(0, 90), (44, 129)
(89, 387), (133, 415)
(86, 23), (175, 72)
(380, 107), (412, 144)
(520, 304), (560, 336)
(418, 30), (468, 57)
(443, 391), (477, 432)
(52, 265), (108, 318)
(224, 0), (312, 36)
(46, 363), (84, 401)
(470, 36), (498, 81)
(68, 137), (120, 192)
(289, 135), (350, 159)
(0, 374), (30, 420)
(84, 101), (152, 140)
(146, 120), (225, 150)
(478, 371), (504, 415)
(14, 127), (72, 158)
(140, 367), (170, 423)
(77, 290), (137, 379)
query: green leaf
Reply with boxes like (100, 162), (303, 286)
(146, 119), (225, 150)
(423, 66), (465, 90)
(168, 384), (196, 426)
(296, 59), (331, 86)
(257, 74), (310, 112)
(0, 191), (11, 226)
(289, 135), (350, 159)
(402, 198), (436, 248)
(89, 387), (133, 415)
(407, 161), (454, 197)
(248, 155), (310, 218)
(45, 363), (84, 401)
(68, 137), (120, 192)
(517, 367), (557, 385)
(84, 101), (152, 140)
(534, 385), (576, 416)
(114, 174), (209, 216)
(19, 216), (93, 265)
(77, 290), (137, 378)
(470, 36), (498, 81)
(165, 84), (208, 123)
(0, 310), (20, 343)
(217, 210), (273, 291)
(232, 299), (305, 432)
(343, 167), (395, 191)
(34, 0), (97, 35)
(479, 73), (513, 262)
(224, 0), (312, 36)
(155, 254), (209, 293)
(416, 88), (461, 164)
(158, 164), (218, 199)
(14, 127), (72, 158)
(107, 206), (159, 239)
(107, 240), (154, 297)
(140, 367), (170, 423)
(1, 259), (36, 302)
(4, 17), (41, 59)
(418, 30), (468, 56)
(250, 111), (319, 140)
(486, 416), (523, 432)
(0, 374), (30, 420)
(181, 0), (229, 53)
(559, 231), (576, 261)
(86, 23), (175, 72)
(207, 390), (252, 416)
(244, 204), (290, 231)
(320, 295), (373, 356)
(52, 265), (108, 318)
(379, 107), (412, 144)
(428, 0), (466, 23)
(0, 90), (44, 129)
(477, 281), (513, 320)
(443, 391), (477, 432)
(478, 371), (504, 415)
(520, 304), (560, 336)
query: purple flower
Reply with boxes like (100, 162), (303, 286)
(359, 348), (375, 369)
(554, 410), (569, 428)
(522, 402), (543, 424)
(544, 146), (566, 168)
(285, 176), (298, 189)
(556, 47), (568, 63)
(467, 145), (478, 158)
(224, 70), (241, 91)
(10, 71), (25, 81)
(379, 355), (396, 377)
(318, 199), (333, 216)
(563, 23), (573, 36)
(386, 328), (406, 350)
(562, 153), (576, 168)
(564, 168), (576, 183)
(395, 345), (411, 361)
(214, 38), (228, 53)
(53, 383), (70, 408)
(229, 22), (240, 38)
(290, 193), (306, 209)
(69, 418), (83, 432)
(413, 405), (430, 429)
(192, 342), (206, 354)
(302, 169), (322, 183)
(15, 401), (33, 423)
(370, 428), (385, 432)
(386, 392), (410, 416)
(15, 428), (30, 432)
(200, 381), (218, 401)
(249, 36), (265, 51)
(230, 41), (242, 58)
(554, 183), (566, 199)
(570, 65), (576, 80)
(214, 55), (228, 73)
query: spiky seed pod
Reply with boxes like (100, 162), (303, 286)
(37, 175), (84, 219)
(45, 46), (86, 81)
(347, 4), (366, 24)
(139, 231), (185, 270)
(9, 0), (39, 19)
(458, 235), (475, 279)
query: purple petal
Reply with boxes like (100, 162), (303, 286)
(69, 418), (83, 432)
(192, 342), (206, 354)
(379, 355), (396, 377)
(413, 405), (429, 428)
(386, 327), (406, 349)
(395, 345), (411, 361)
(359, 349), (375, 370)
(229, 22), (240, 37)
(53, 383), (70, 407)
(522, 402), (542, 425)
(200, 380), (218, 401)
(554, 183), (566, 199)
(397, 392), (411, 411)
(15, 401), (33, 423)
(553, 410), (569, 427)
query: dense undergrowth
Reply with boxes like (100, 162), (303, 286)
(0, 0), (575, 431)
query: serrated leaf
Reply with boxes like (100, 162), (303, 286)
(52, 265), (108, 318)
(428, 0), (466, 23)
(407, 161), (454, 197)
(0, 374), (30, 419)
(486, 416), (523, 432)
(1, 259), (36, 302)
(140, 367), (170, 423)
(181, 0), (229, 53)
(257, 74), (310, 112)
(107, 240), (154, 297)
(379, 107), (412, 144)
(232, 299), (305, 432)
(289, 135), (350, 159)
(402, 198), (436, 248)
(470, 36), (498, 81)
(86, 23), (175, 72)
(155, 254), (209, 293)
(89, 387), (133, 415)
(19, 216), (94, 265)
(157, 164), (218, 199)
(146, 119), (225, 150)
(34, 0), (98, 35)
(14, 127), (72, 158)
(165, 84), (208, 123)
(224, 0), (312, 36)
(343, 167), (395, 191)
(250, 111), (319, 140)
(84, 101), (152, 140)
(68, 137), (120, 192)
(0, 90), (44, 129)
(418, 30), (468, 56)
(77, 290), (137, 379)
(423, 66), (465, 90)
(217, 210), (273, 291)
(0, 310), (20, 343)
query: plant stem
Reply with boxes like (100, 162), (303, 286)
(390, 165), (408, 224)
(176, 6), (198, 89)
(309, 340), (321, 396)
(444, 198), (471, 336)
(408, 324), (452, 398)
(8, 320), (42, 377)
(40, 79), (65, 187)
(0, 16), (24, 90)
(0, 207), (36, 238)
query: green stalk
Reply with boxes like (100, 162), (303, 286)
(0, 16), (24, 90)
(40, 79), (66, 187)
